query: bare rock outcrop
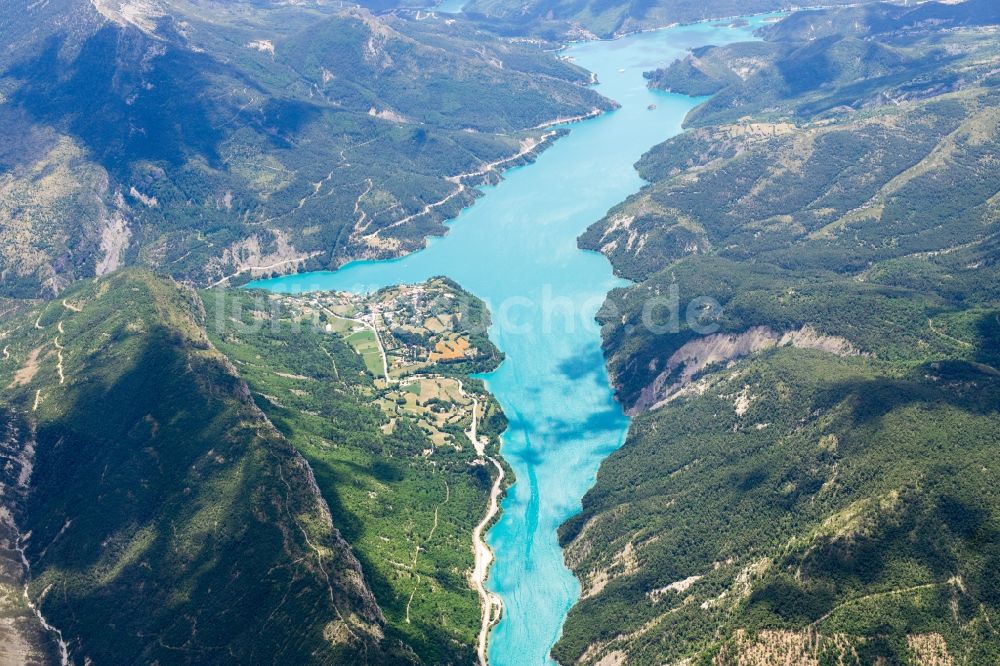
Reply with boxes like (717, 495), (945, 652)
(631, 325), (858, 414)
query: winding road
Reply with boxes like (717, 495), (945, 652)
(460, 384), (506, 665)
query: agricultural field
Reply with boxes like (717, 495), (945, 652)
(267, 278), (503, 452)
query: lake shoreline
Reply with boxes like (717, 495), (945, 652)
(249, 15), (772, 664)
(225, 116), (592, 288)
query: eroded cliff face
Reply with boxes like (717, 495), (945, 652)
(0, 415), (64, 666)
(0, 132), (131, 297)
(629, 325), (857, 414)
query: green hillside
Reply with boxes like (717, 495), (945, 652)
(646, 1), (1000, 128)
(462, 0), (874, 39)
(0, 270), (398, 663)
(558, 347), (1000, 665)
(0, 0), (611, 298)
(559, 2), (1000, 663)
(202, 281), (508, 663)
(0, 270), (507, 663)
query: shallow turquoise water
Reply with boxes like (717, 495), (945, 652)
(250, 16), (772, 665)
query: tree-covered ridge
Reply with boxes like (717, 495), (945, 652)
(0, 0), (612, 298)
(582, 1), (1000, 407)
(557, 348), (1000, 665)
(558, 2), (1000, 663)
(645, 0), (1000, 127)
(0, 270), (395, 664)
(461, 0), (873, 40)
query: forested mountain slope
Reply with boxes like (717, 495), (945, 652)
(0, 270), (394, 663)
(558, 2), (1000, 664)
(0, 0), (611, 298)
(462, 0), (875, 40)
(0, 270), (507, 663)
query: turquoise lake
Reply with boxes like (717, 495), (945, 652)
(250, 15), (773, 665)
